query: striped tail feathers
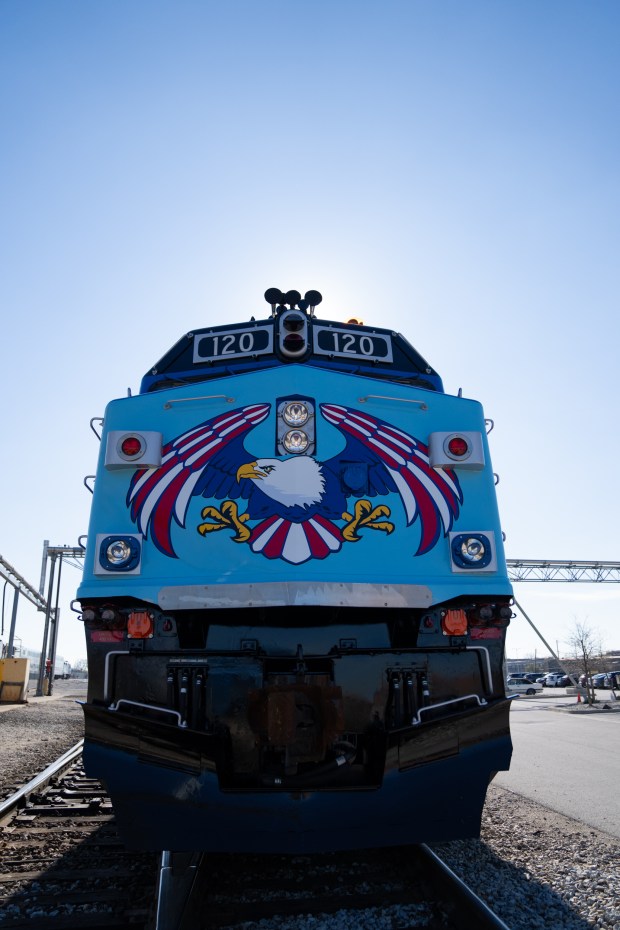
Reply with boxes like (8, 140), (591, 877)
(320, 403), (462, 556)
(126, 403), (270, 557)
(250, 514), (343, 564)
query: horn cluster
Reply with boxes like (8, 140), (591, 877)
(264, 288), (322, 316)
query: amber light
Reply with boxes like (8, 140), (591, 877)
(127, 610), (154, 639)
(442, 608), (468, 636)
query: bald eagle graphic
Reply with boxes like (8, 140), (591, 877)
(127, 402), (462, 565)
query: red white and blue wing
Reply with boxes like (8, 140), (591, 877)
(127, 404), (270, 556)
(321, 403), (462, 555)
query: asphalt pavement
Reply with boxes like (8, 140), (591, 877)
(494, 689), (620, 839)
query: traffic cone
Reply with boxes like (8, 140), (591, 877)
(577, 692), (581, 703)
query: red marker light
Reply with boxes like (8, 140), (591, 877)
(120, 436), (143, 457)
(447, 436), (469, 457)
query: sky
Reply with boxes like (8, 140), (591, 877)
(1, 0), (619, 668)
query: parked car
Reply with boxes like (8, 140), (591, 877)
(505, 677), (543, 696)
(523, 673), (543, 683)
(590, 672), (620, 689)
(540, 673), (564, 687)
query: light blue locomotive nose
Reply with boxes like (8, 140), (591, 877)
(78, 289), (513, 853)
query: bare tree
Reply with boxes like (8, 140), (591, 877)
(567, 619), (601, 705)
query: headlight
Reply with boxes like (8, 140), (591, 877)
(459, 537), (486, 562)
(282, 401), (309, 427)
(277, 397), (315, 455)
(106, 540), (134, 564)
(278, 309), (308, 358)
(282, 429), (309, 453)
(450, 532), (494, 570)
(96, 535), (142, 573)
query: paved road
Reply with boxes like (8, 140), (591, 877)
(494, 691), (620, 838)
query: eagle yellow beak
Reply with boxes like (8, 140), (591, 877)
(237, 461), (262, 482)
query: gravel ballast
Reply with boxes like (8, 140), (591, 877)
(0, 678), (87, 802)
(1, 681), (618, 930)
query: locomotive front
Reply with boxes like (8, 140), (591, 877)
(77, 289), (513, 853)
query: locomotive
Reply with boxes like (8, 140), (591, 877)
(77, 288), (513, 853)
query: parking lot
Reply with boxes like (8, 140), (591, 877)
(496, 696), (620, 837)
(509, 685), (620, 707)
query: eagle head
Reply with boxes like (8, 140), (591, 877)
(236, 456), (325, 509)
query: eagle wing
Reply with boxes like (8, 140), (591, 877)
(127, 403), (270, 556)
(320, 403), (462, 555)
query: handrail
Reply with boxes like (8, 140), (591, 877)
(103, 650), (131, 702)
(411, 693), (486, 726)
(358, 394), (428, 410)
(109, 699), (186, 727)
(163, 394), (234, 410)
(90, 417), (104, 440)
(466, 645), (494, 692)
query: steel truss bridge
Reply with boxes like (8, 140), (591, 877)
(507, 560), (620, 583)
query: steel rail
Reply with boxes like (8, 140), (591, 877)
(0, 738), (84, 821)
(420, 844), (512, 930)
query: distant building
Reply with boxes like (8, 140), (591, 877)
(15, 647), (71, 679)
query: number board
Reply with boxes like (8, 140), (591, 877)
(312, 325), (393, 363)
(193, 325), (273, 363)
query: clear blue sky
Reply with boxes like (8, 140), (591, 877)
(1, 0), (619, 666)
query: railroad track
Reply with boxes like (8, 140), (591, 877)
(155, 846), (512, 930)
(0, 742), (157, 929)
(0, 745), (511, 930)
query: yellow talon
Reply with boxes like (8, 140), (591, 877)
(197, 500), (251, 542)
(341, 499), (394, 542)
(342, 523), (362, 542)
(197, 521), (225, 535)
(366, 520), (394, 534)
